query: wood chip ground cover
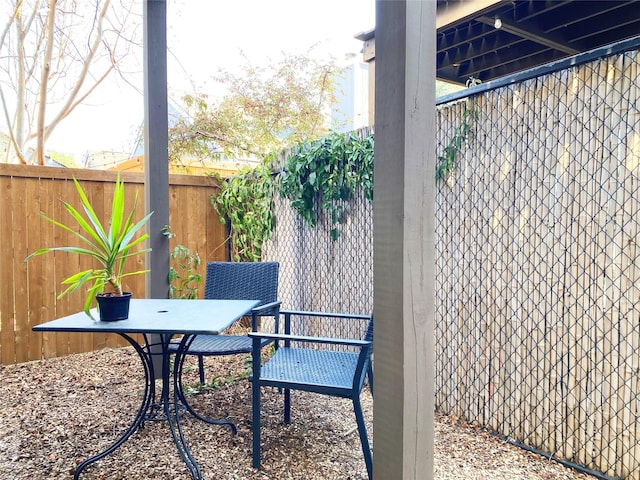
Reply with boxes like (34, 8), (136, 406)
(0, 348), (596, 479)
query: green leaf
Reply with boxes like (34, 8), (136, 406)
(279, 131), (374, 241)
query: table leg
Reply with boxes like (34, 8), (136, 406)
(173, 334), (238, 434)
(138, 334), (204, 479)
(73, 333), (153, 480)
(163, 334), (202, 479)
(140, 333), (174, 423)
(74, 334), (226, 480)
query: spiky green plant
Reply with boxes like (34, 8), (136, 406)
(25, 174), (153, 318)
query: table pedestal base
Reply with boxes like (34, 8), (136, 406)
(73, 333), (234, 480)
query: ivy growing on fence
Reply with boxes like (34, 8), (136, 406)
(211, 162), (275, 262)
(213, 114), (480, 256)
(212, 131), (374, 259)
(435, 103), (478, 181)
(279, 131), (374, 240)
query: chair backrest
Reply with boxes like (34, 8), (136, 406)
(363, 314), (373, 343)
(205, 262), (279, 315)
(358, 314), (374, 391)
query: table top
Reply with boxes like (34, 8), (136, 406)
(32, 298), (261, 335)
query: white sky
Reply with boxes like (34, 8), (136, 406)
(45, 0), (376, 159)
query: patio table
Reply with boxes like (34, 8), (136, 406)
(32, 298), (260, 480)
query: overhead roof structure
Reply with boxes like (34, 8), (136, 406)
(435, 0), (640, 84)
(422, 0), (640, 85)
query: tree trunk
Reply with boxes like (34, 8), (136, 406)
(36, 0), (58, 166)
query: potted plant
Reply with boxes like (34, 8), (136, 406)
(25, 174), (153, 321)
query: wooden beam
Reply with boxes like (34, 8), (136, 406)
(143, 0), (170, 300)
(143, 0), (170, 380)
(437, 0), (507, 29)
(477, 15), (581, 54)
(362, 38), (376, 62)
(373, 1), (436, 478)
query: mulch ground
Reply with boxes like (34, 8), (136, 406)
(0, 347), (596, 480)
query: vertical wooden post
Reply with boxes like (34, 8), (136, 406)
(373, 1), (436, 479)
(143, 0), (170, 300)
(143, 0), (170, 379)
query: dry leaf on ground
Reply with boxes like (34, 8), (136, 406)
(0, 348), (595, 480)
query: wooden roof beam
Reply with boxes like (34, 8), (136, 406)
(437, 0), (508, 29)
(477, 15), (581, 55)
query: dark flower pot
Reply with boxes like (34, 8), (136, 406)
(96, 292), (132, 321)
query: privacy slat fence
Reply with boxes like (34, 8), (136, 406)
(264, 39), (640, 479)
(0, 164), (226, 365)
(436, 46), (640, 479)
(435, 44), (640, 479)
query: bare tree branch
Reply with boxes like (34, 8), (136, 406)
(0, 86), (25, 163)
(1, 0), (137, 164)
(39, 0), (111, 146)
(0, 0), (20, 51)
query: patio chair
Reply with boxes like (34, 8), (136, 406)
(169, 261), (280, 385)
(250, 310), (373, 479)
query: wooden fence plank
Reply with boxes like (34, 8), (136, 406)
(0, 174), (15, 364)
(12, 170), (30, 364)
(25, 176), (43, 361)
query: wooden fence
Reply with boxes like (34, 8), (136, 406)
(0, 164), (227, 365)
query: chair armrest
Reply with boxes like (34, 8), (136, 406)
(279, 309), (370, 320)
(277, 310), (372, 341)
(253, 301), (281, 315)
(249, 331), (371, 348)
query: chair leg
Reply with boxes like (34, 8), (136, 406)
(353, 395), (372, 480)
(198, 355), (205, 385)
(284, 388), (291, 424)
(367, 363), (374, 396)
(252, 380), (261, 468)
(252, 344), (262, 470)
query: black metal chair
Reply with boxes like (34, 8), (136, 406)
(169, 261), (280, 385)
(250, 310), (373, 479)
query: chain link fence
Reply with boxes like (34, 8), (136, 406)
(435, 40), (640, 479)
(262, 180), (373, 342)
(261, 39), (640, 479)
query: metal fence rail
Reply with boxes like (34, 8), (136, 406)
(264, 38), (640, 479)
